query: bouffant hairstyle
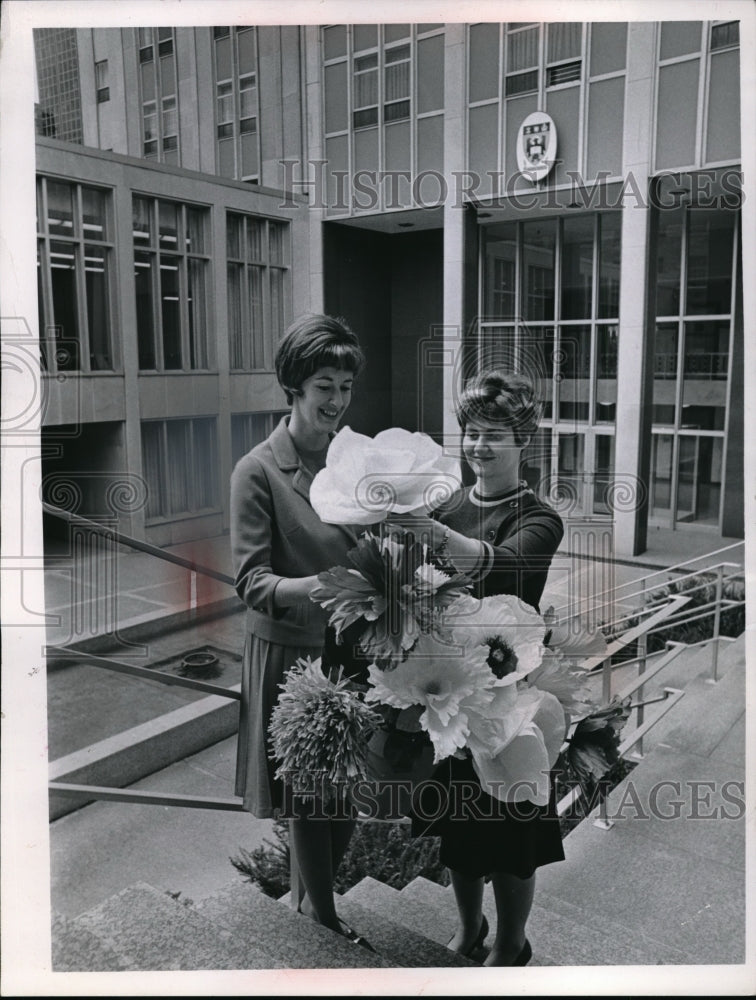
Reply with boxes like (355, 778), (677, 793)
(456, 370), (543, 446)
(274, 314), (365, 405)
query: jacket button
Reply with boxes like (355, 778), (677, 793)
(486, 529), (496, 540)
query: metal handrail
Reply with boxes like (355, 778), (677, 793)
(46, 646), (242, 701)
(594, 564), (744, 623)
(49, 783), (246, 811)
(552, 544), (744, 619)
(43, 501), (235, 586)
(601, 594), (743, 637)
(576, 595), (690, 702)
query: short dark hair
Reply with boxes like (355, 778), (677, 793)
(456, 370), (542, 446)
(274, 314), (365, 405)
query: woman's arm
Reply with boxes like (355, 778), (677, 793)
(230, 454), (316, 613)
(385, 513), (486, 570)
(477, 507), (564, 592)
(273, 575), (321, 608)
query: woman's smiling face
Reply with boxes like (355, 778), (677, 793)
(462, 418), (524, 491)
(291, 366), (355, 437)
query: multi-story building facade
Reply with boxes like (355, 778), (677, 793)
(34, 21), (744, 554)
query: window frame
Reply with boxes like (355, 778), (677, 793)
(132, 194), (213, 373)
(141, 416), (221, 522)
(36, 174), (117, 375)
(136, 27), (180, 163)
(212, 26), (261, 183)
(477, 211), (622, 512)
(226, 211), (291, 372)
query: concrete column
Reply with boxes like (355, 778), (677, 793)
(193, 29), (216, 176)
(613, 22), (657, 556)
(303, 25), (324, 312)
(96, 28), (129, 155)
(77, 30), (98, 147)
(112, 178), (145, 540)
(175, 27), (201, 172)
(442, 24), (466, 449)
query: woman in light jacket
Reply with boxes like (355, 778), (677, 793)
(231, 314), (371, 946)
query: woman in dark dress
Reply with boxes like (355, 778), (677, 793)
(230, 314), (371, 945)
(401, 370), (565, 966)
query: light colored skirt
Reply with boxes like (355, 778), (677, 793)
(234, 632), (322, 818)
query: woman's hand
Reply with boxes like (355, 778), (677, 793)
(384, 511), (444, 548)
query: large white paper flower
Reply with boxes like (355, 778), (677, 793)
(310, 426), (461, 524)
(447, 593), (547, 681)
(365, 634), (494, 761)
(471, 689), (566, 806)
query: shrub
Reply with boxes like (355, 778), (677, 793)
(606, 570), (745, 665)
(230, 818), (449, 899)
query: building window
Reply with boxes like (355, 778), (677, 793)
(137, 27), (179, 164)
(710, 21), (739, 50)
(36, 176), (114, 373)
(132, 196), (211, 371)
(656, 21), (740, 170)
(384, 44), (410, 122)
(321, 24), (444, 214)
(353, 53), (379, 128)
(33, 28), (83, 143)
(231, 411), (288, 465)
(350, 36), (412, 129)
(141, 418), (219, 520)
(480, 212), (620, 512)
(545, 21), (583, 87)
(505, 24), (539, 96)
(226, 213), (290, 370)
(95, 59), (109, 103)
(213, 26), (260, 182)
(650, 202), (738, 526)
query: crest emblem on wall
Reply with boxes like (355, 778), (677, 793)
(516, 111), (558, 182)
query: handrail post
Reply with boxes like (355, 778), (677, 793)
(289, 832), (305, 912)
(593, 791), (614, 830)
(631, 580), (647, 759)
(708, 564), (724, 684)
(631, 630), (647, 759)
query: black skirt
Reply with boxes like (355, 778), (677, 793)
(410, 755), (565, 880)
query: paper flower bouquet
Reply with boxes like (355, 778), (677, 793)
(269, 427), (627, 815)
(309, 426), (461, 524)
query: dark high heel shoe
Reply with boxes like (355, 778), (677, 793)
(338, 918), (376, 952)
(447, 914), (489, 957)
(512, 938), (532, 966)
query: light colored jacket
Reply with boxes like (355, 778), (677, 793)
(230, 416), (360, 646)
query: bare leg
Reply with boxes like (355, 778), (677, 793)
(447, 868), (486, 953)
(290, 805), (357, 932)
(483, 871), (535, 966)
(289, 813), (341, 932)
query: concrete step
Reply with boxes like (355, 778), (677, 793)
(397, 869), (691, 965)
(633, 634), (743, 696)
(637, 646), (744, 757)
(71, 881), (278, 970)
(536, 774), (746, 964)
(195, 879), (390, 969)
(523, 890), (691, 965)
(52, 912), (130, 972)
(335, 889), (477, 967)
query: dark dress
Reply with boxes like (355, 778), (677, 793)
(411, 481), (566, 880)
